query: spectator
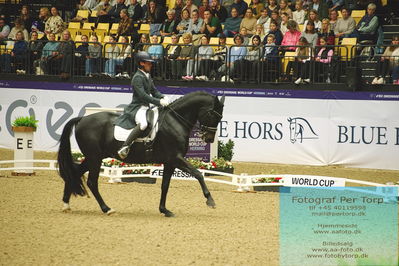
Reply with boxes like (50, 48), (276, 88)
(244, 34), (262, 80)
(293, 0), (306, 25)
(19, 5), (34, 33)
(105, 36), (132, 77)
(293, 37), (311, 84)
(85, 35), (102, 77)
(160, 9), (178, 37)
(82, 0), (98, 10)
(301, 20), (318, 47)
(318, 18), (335, 45)
(249, 0), (265, 19)
(75, 35), (89, 76)
(145, 0), (166, 35)
(31, 7), (50, 36)
(308, 0), (329, 20)
(184, 0), (199, 14)
(176, 9), (191, 35)
(0, 31), (28, 73)
(108, 0), (128, 22)
(264, 20), (283, 45)
(166, 34), (182, 79)
(209, 33), (227, 79)
(200, 10), (222, 37)
(45, 7), (64, 36)
(240, 8), (257, 34)
(8, 18), (29, 41)
(239, 27), (250, 44)
(231, 0), (249, 18)
(0, 17), (10, 44)
(371, 36), (399, 84)
(173, 0), (184, 21)
(303, 9), (322, 32)
(103, 35), (121, 76)
(210, 0), (228, 23)
(176, 33), (195, 80)
(279, 0), (292, 18)
(270, 10), (281, 27)
(281, 20), (301, 50)
(199, 0), (211, 19)
(187, 10), (204, 43)
(261, 33), (279, 81)
(147, 34), (163, 77)
(70, 0), (90, 22)
(280, 13), (290, 35)
(266, 0), (279, 17)
(314, 36), (334, 82)
(195, 35), (214, 80)
(349, 3), (379, 43)
(54, 30), (74, 79)
(328, 9), (338, 32)
(37, 33), (59, 75)
(95, 0), (113, 23)
(128, 0), (144, 22)
(29, 31), (44, 74)
(218, 34), (247, 80)
(223, 8), (242, 37)
(118, 9), (135, 36)
(257, 9), (271, 31)
(334, 7), (355, 39)
(251, 24), (265, 42)
(329, 0), (344, 11)
(137, 33), (150, 51)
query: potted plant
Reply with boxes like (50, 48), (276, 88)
(12, 116), (38, 133)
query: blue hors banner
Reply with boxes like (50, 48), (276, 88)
(280, 187), (398, 266)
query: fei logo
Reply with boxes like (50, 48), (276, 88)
(287, 117), (318, 143)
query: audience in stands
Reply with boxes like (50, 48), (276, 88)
(209, 33), (227, 79)
(330, 0), (344, 11)
(29, 31), (43, 74)
(249, 0), (265, 19)
(54, 30), (74, 79)
(279, 0), (292, 19)
(75, 35), (89, 76)
(0, 17), (10, 44)
(314, 36), (334, 82)
(231, 0), (249, 18)
(348, 3), (378, 43)
(177, 33), (195, 80)
(318, 18), (335, 45)
(252, 24), (265, 42)
(176, 8), (191, 35)
(187, 10), (204, 43)
(199, 0), (210, 19)
(31, 7), (49, 37)
(240, 8), (258, 35)
(239, 27), (250, 44)
(223, 8), (242, 37)
(173, 0), (184, 21)
(245, 34), (262, 80)
(160, 9), (178, 37)
(45, 7), (64, 36)
(266, 0), (279, 17)
(328, 9), (338, 32)
(184, 0), (199, 14)
(257, 9), (271, 31)
(95, 0), (113, 22)
(334, 7), (355, 39)
(293, 0), (306, 25)
(301, 20), (318, 47)
(218, 34), (247, 80)
(105, 36), (132, 77)
(166, 34), (182, 79)
(210, 0), (228, 23)
(103, 35), (121, 76)
(261, 33), (279, 81)
(270, 10), (281, 26)
(118, 8), (135, 36)
(200, 10), (222, 37)
(108, 0), (128, 22)
(128, 0), (144, 21)
(36, 33), (59, 75)
(137, 33), (150, 51)
(146, 0), (166, 35)
(281, 20), (301, 50)
(293, 37), (311, 84)
(308, 0), (329, 20)
(280, 12), (290, 35)
(265, 20), (283, 45)
(195, 35), (214, 80)
(372, 36), (399, 84)
(303, 9), (321, 32)
(86, 35), (102, 77)
(19, 5), (34, 33)
(8, 18), (29, 42)
(148, 34), (164, 77)
(0, 31), (28, 73)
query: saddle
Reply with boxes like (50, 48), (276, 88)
(114, 108), (160, 142)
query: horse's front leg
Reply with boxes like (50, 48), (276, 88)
(176, 157), (216, 208)
(159, 163), (175, 217)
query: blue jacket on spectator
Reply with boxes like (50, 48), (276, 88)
(228, 46), (247, 63)
(42, 42), (59, 58)
(230, 0), (248, 17)
(264, 29), (283, 46)
(12, 40), (28, 56)
(148, 44), (163, 59)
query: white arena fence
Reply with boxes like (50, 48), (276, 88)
(0, 159), (397, 198)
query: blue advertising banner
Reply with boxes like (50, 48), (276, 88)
(280, 187), (398, 266)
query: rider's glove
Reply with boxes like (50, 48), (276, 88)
(160, 97), (169, 107)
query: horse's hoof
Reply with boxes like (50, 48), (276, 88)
(62, 203), (71, 212)
(164, 211), (175, 217)
(106, 209), (116, 215)
(206, 199), (216, 209)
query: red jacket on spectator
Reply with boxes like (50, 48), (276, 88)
(281, 30), (301, 51)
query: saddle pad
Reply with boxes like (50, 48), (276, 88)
(114, 108), (159, 142)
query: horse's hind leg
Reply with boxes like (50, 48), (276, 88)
(159, 164), (175, 217)
(86, 159), (115, 215)
(62, 160), (88, 212)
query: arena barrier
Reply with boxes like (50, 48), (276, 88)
(0, 159), (397, 199)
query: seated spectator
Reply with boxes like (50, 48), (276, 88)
(199, 0), (211, 19)
(210, 0), (228, 23)
(195, 35), (214, 80)
(35, 33), (59, 75)
(293, 37), (311, 84)
(160, 9), (178, 37)
(249, 0), (265, 19)
(251, 24), (265, 43)
(318, 18), (335, 45)
(128, 0), (144, 22)
(147, 34), (164, 77)
(171, 33), (194, 80)
(239, 27), (250, 45)
(240, 8), (257, 35)
(145, 0), (166, 35)
(328, 9), (338, 32)
(280, 13), (290, 35)
(82, 0), (98, 10)
(293, 0), (306, 25)
(31, 7), (50, 37)
(118, 9), (135, 36)
(136, 33), (150, 51)
(19, 5), (35, 33)
(95, 0), (113, 23)
(8, 18), (29, 42)
(45, 7), (64, 36)
(313, 36), (334, 82)
(217, 34), (247, 80)
(264, 20), (283, 45)
(53, 30), (74, 79)
(334, 7), (355, 39)
(301, 20), (318, 47)
(223, 8), (242, 38)
(200, 10), (222, 38)
(309, 0), (329, 20)
(0, 17), (10, 44)
(184, 0), (199, 15)
(243, 34), (262, 80)
(187, 10), (204, 43)
(329, 0), (344, 11)
(348, 3), (379, 43)
(281, 20), (301, 51)
(70, 0), (90, 22)
(29, 31), (44, 74)
(371, 36), (399, 84)
(266, 0), (279, 17)
(173, 0), (184, 21)
(108, 0), (128, 23)
(165, 34), (182, 79)
(231, 0), (249, 18)
(86, 35), (102, 77)
(176, 9), (191, 35)
(303, 9), (322, 32)
(0, 31), (28, 73)
(105, 36), (132, 77)
(209, 33), (227, 79)
(261, 33), (279, 81)
(270, 10), (281, 27)
(75, 35), (89, 76)
(279, 0), (292, 18)
(103, 35), (121, 76)
(257, 9), (271, 31)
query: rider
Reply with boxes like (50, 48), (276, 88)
(116, 51), (170, 159)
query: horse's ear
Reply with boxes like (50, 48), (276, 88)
(287, 118), (292, 122)
(219, 95), (225, 106)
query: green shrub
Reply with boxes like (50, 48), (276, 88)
(218, 139), (234, 161)
(12, 116), (38, 129)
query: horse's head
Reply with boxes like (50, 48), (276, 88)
(288, 117), (297, 144)
(198, 95), (225, 143)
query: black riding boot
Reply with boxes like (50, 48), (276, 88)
(117, 125), (143, 159)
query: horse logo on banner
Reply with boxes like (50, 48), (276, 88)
(287, 117), (319, 143)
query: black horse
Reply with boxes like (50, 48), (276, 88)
(57, 91), (225, 217)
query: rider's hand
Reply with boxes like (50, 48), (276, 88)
(160, 97), (169, 107)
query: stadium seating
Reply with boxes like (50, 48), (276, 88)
(68, 22), (81, 38)
(80, 22), (96, 36)
(76, 10), (90, 20)
(109, 23), (119, 35)
(95, 23), (110, 39)
(138, 24), (150, 34)
(340, 37), (357, 60)
(338, 10), (365, 24)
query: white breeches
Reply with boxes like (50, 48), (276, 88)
(135, 106), (149, 130)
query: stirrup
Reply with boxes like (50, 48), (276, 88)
(118, 146), (130, 159)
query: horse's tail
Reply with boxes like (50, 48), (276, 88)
(57, 117), (86, 196)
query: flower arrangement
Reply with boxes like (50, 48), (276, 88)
(101, 158), (152, 175)
(253, 176), (283, 184)
(187, 157), (233, 170)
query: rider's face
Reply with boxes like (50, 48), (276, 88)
(141, 61), (153, 72)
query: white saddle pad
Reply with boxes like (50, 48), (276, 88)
(114, 108), (159, 142)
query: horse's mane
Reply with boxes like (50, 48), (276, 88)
(169, 91), (214, 108)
